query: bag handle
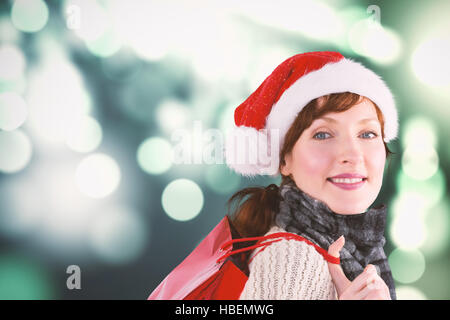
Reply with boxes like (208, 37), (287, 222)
(216, 232), (340, 265)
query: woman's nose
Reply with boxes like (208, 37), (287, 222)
(337, 138), (364, 164)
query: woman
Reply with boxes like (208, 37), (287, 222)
(224, 52), (398, 300)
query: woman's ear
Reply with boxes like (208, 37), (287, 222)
(280, 155), (291, 176)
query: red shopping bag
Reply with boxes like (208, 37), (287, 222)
(147, 215), (340, 300)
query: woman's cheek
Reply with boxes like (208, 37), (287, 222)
(366, 146), (386, 184)
(296, 147), (331, 177)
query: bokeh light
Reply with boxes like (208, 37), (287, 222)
(0, 254), (53, 299)
(396, 285), (427, 300)
(162, 179), (204, 221)
(11, 0), (49, 33)
(396, 168), (446, 212)
(106, 0), (172, 61)
(334, 6), (367, 53)
(401, 145), (439, 181)
(348, 19), (402, 64)
(137, 137), (174, 175)
(155, 99), (191, 135)
(85, 24), (122, 58)
(65, 115), (103, 153)
(0, 176), (44, 237)
(26, 41), (93, 146)
(233, 0), (344, 42)
(420, 200), (450, 259)
(89, 206), (148, 264)
(389, 248), (426, 284)
(0, 14), (21, 43)
(390, 191), (427, 250)
(401, 116), (438, 150)
(412, 36), (450, 87)
(205, 164), (240, 195)
(75, 153), (121, 198)
(0, 91), (28, 131)
(0, 44), (26, 81)
(0, 129), (32, 173)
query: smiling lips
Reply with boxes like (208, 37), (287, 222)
(327, 177), (367, 190)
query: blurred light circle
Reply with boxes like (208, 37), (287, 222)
(390, 191), (427, 250)
(421, 201), (450, 258)
(349, 20), (401, 64)
(335, 7), (367, 52)
(0, 44), (26, 81)
(0, 130), (32, 173)
(107, 1), (171, 61)
(396, 286), (427, 300)
(89, 206), (147, 264)
(26, 54), (93, 144)
(75, 153), (121, 198)
(362, 25), (401, 64)
(390, 209), (426, 250)
(401, 116), (438, 150)
(11, 0), (49, 33)
(205, 164), (240, 195)
(238, 0), (342, 41)
(412, 37), (450, 87)
(137, 137), (173, 175)
(396, 168), (445, 211)
(85, 25), (122, 58)
(0, 75), (27, 95)
(401, 145), (439, 180)
(0, 92), (28, 131)
(65, 115), (102, 153)
(389, 248), (426, 284)
(155, 99), (190, 134)
(348, 19), (369, 56)
(0, 15), (21, 43)
(162, 179), (203, 221)
(0, 254), (52, 299)
(0, 177), (44, 236)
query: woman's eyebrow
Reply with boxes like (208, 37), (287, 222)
(318, 117), (379, 124)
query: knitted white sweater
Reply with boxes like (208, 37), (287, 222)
(239, 225), (338, 300)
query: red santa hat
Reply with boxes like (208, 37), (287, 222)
(224, 51), (398, 177)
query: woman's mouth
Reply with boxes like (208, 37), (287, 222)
(327, 177), (367, 190)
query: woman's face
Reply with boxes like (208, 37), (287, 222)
(281, 98), (386, 215)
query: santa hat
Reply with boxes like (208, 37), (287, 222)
(224, 51), (398, 177)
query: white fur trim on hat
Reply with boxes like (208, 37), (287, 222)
(224, 125), (280, 177)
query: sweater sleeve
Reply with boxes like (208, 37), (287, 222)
(239, 236), (338, 300)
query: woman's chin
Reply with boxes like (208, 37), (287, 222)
(326, 199), (369, 215)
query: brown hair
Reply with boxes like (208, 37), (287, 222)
(227, 92), (395, 238)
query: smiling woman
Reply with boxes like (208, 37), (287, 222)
(223, 52), (399, 300)
(280, 94), (391, 215)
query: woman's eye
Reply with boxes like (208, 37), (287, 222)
(361, 131), (378, 139)
(313, 131), (331, 140)
(313, 131), (378, 140)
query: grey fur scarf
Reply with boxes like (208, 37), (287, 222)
(274, 178), (397, 300)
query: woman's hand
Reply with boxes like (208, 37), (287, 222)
(327, 236), (391, 300)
